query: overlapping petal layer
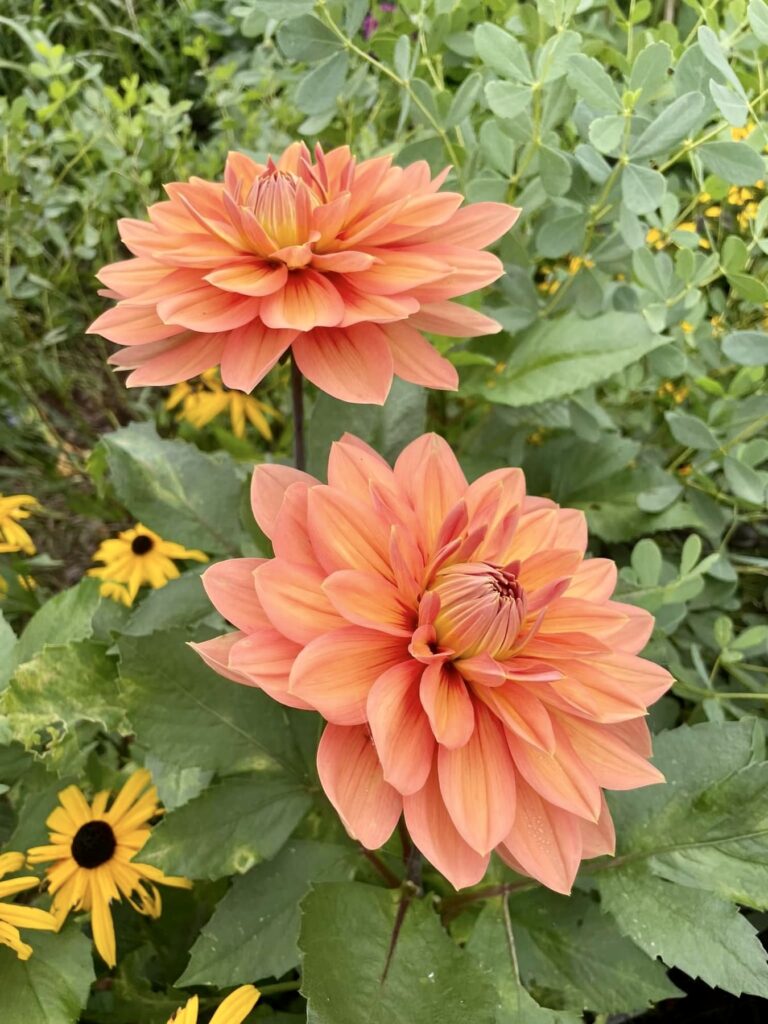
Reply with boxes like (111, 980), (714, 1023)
(89, 144), (520, 403)
(197, 433), (672, 891)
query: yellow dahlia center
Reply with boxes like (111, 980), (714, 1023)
(71, 820), (116, 869)
(433, 562), (527, 658)
(249, 170), (314, 248)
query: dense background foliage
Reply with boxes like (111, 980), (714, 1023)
(1, 0), (767, 1021)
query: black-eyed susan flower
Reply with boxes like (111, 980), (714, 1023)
(166, 369), (280, 441)
(27, 770), (192, 967)
(0, 494), (39, 555)
(88, 524), (207, 605)
(0, 851), (57, 960)
(168, 986), (260, 1024)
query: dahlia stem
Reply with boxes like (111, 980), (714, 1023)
(290, 353), (306, 471)
(360, 846), (401, 888)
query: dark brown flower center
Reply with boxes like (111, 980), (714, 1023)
(71, 820), (117, 869)
(131, 534), (153, 555)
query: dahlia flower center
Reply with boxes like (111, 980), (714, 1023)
(131, 534), (154, 555)
(432, 562), (527, 658)
(249, 170), (316, 248)
(71, 820), (117, 869)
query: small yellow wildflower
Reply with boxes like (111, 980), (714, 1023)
(166, 369), (279, 441)
(674, 385), (689, 404)
(28, 771), (192, 968)
(704, 205), (721, 217)
(567, 255), (595, 274)
(728, 186), (754, 206)
(168, 986), (260, 1024)
(527, 431), (546, 446)
(678, 464), (693, 477)
(680, 321), (694, 334)
(0, 574), (37, 598)
(0, 495), (39, 555)
(738, 202), (759, 232)
(88, 524), (207, 604)
(645, 227), (666, 250)
(731, 123), (755, 142)
(0, 852), (57, 960)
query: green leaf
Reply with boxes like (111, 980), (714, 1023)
(535, 209), (587, 257)
(588, 115), (624, 154)
(539, 145), (572, 196)
(141, 774), (311, 879)
(118, 630), (312, 779)
(98, 423), (244, 556)
(726, 271), (768, 303)
(299, 883), (498, 1024)
(699, 142), (765, 185)
(474, 24), (533, 82)
(509, 889), (681, 1013)
(709, 81), (748, 126)
(631, 538), (663, 586)
(477, 312), (666, 407)
(121, 571), (213, 637)
(697, 26), (747, 97)
(535, 30), (581, 85)
(566, 54), (621, 113)
(295, 51), (348, 115)
(749, 0), (768, 42)
(446, 72), (482, 127)
(629, 42), (672, 102)
(467, 903), (581, 1023)
(179, 840), (355, 986)
(723, 330), (768, 365)
(600, 868), (768, 999)
(277, 15), (342, 61)
(724, 456), (767, 504)
(630, 92), (705, 160)
(0, 613), (16, 689)
(622, 164), (666, 214)
(664, 410), (718, 449)
(2, 641), (122, 757)
(485, 81), (532, 120)
(12, 579), (100, 672)
(0, 926), (95, 1024)
(574, 144), (611, 183)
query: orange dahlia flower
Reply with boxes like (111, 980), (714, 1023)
(88, 144), (519, 404)
(194, 434), (672, 892)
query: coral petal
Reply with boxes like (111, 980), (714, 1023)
(202, 557), (269, 631)
(293, 325), (394, 405)
(367, 661), (434, 795)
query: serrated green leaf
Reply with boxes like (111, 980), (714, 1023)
(300, 883), (498, 1024)
(121, 571), (212, 637)
(295, 51), (348, 115)
(12, 579), (101, 672)
(141, 774), (311, 879)
(180, 840), (355, 986)
(0, 926), (95, 1024)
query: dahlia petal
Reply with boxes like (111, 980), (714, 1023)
(323, 569), (416, 636)
(382, 322), (459, 391)
(408, 302), (503, 338)
(420, 662), (475, 749)
(224, 151), (265, 196)
(543, 653), (671, 722)
(367, 661), (434, 795)
(190, 633), (252, 686)
(250, 463), (317, 538)
(317, 724), (402, 849)
(204, 261), (288, 296)
(349, 250), (452, 296)
(608, 603), (655, 654)
(580, 794), (616, 858)
(333, 281), (420, 327)
(219, 322), (297, 392)
(88, 303), (181, 344)
(474, 681), (555, 753)
(311, 192), (351, 246)
(403, 761), (489, 890)
(518, 550), (582, 593)
(312, 251), (378, 272)
(538, 597), (632, 641)
(556, 714), (664, 790)
(254, 559), (346, 645)
(456, 652), (506, 687)
(120, 333), (228, 387)
(365, 192), (464, 246)
(307, 485), (393, 579)
(506, 508), (560, 563)
(201, 557), (269, 631)
(394, 433), (467, 549)
(406, 202), (521, 248)
(289, 626), (408, 724)
(437, 701), (517, 854)
(498, 775), (583, 895)
(506, 723), (602, 821)
(609, 716), (653, 756)
(118, 218), (246, 267)
(271, 482), (321, 569)
(227, 629), (311, 709)
(566, 558), (617, 602)
(408, 249), (504, 302)
(96, 257), (173, 298)
(292, 325), (393, 405)
(157, 286), (261, 332)
(327, 435), (398, 504)
(260, 270), (345, 331)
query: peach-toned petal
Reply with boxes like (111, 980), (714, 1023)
(408, 301), (503, 338)
(407, 202), (521, 248)
(333, 280), (420, 327)
(327, 434), (398, 505)
(260, 270), (345, 331)
(254, 559), (346, 645)
(349, 250), (452, 296)
(579, 794), (616, 858)
(88, 303), (181, 345)
(219, 322), (297, 392)
(316, 724), (402, 848)
(506, 722), (602, 821)
(204, 261), (288, 296)
(157, 286), (261, 332)
(190, 632), (252, 686)
(474, 681), (555, 752)
(607, 602), (655, 654)
(438, 701), (517, 855)
(307, 485), (393, 579)
(555, 713), (664, 790)
(420, 662), (475, 749)
(394, 433), (467, 550)
(227, 628), (311, 709)
(289, 626), (408, 724)
(96, 257), (173, 297)
(201, 557), (269, 631)
(456, 652), (506, 687)
(323, 569), (416, 636)
(404, 760), (489, 889)
(565, 558), (617, 602)
(498, 775), (583, 895)
(293, 325), (394, 405)
(381, 321), (458, 391)
(367, 661), (434, 795)
(271, 482), (322, 569)
(250, 463), (318, 538)
(119, 333), (228, 387)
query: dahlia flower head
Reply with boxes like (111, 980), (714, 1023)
(89, 143), (520, 404)
(195, 434), (672, 892)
